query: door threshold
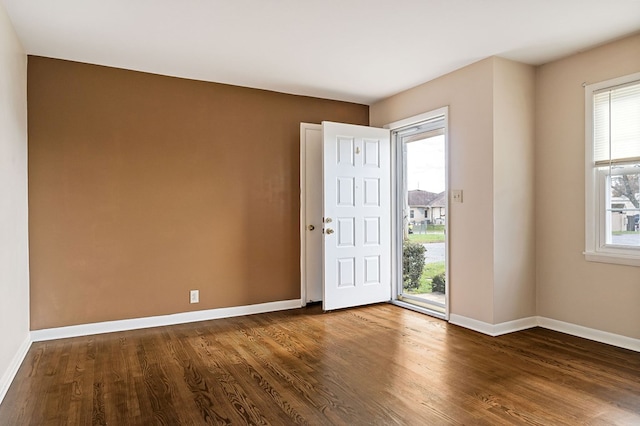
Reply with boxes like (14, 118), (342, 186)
(390, 299), (447, 320)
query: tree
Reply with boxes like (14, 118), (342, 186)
(611, 173), (640, 209)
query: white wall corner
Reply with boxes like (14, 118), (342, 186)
(537, 317), (640, 353)
(31, 299), (303, 342)
(449, 314), (538, 336)
(449, 314), (640, 353)
(0, 335), (31, 405)
(492, 316), (539, 336)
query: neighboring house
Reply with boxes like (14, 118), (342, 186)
(426, 192), (446, 225)
(408, 189), (446, 225)
(610, 195), (639, 232)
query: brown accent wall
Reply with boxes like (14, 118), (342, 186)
(28, 56), (368, 330)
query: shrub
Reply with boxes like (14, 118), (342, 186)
(432, 272), (446, 293)
(403, 241), (425, 290)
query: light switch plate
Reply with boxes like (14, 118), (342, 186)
(452, 190), (463, 203)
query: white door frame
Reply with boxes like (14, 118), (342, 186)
(385, 107), (450, 320)
(300, 123), (322, 306)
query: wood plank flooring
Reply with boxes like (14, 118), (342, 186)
(1, 303), (639, 425)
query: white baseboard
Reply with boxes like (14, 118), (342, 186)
(537, 317), (640, 353)
(0, 335), (32, 405)
(449, 314), (538, 337)
(449, 314), (640, 352)
(31, 299), (303, 342)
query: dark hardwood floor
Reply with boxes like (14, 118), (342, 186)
(1, 303), (639, 425)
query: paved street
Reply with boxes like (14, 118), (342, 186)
(612, 233), (640, 246)
(423, 242), (445, 264)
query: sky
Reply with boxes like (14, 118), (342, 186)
(406, 134), (445, 193)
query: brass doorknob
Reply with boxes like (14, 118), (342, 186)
(326, 228), (334, 234)
(308, 225), (315, 231)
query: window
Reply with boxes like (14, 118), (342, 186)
(585, 72), (640, 266)
(410, 209), (415, 219)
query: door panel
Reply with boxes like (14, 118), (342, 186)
(322, 122), (391, 311)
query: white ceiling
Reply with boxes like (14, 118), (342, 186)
(3, 0), (640, 105)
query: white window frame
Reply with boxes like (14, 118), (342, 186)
(584, 72), (640, 267)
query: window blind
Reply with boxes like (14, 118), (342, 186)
(593, 80), (640, 166)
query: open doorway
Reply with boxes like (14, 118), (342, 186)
(300, 111), (448, 316)
(391, 110), (448, 318)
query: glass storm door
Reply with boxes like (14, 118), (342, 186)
(395, 116), (448, 318)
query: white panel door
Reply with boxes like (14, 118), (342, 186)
(322, 121), (391, 311)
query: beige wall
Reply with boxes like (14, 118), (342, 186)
(0, 3), (29, 395)
(371, 58), (497, 323)
(536, 34), (640, 339)
(493, 58), (536, 323)
(374, 35), (640, 339)
(28, 57), (369, 329)
(371, 57), (537, 325)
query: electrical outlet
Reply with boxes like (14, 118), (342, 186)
(452, 189), (463, 203)
(190, 290), (199, 304)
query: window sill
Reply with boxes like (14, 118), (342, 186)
(584, 251), (640, 267)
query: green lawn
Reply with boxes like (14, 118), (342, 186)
(406, 261), (445, 294)
(612, 231), (640, 235)
(407, 233), (445, 243)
